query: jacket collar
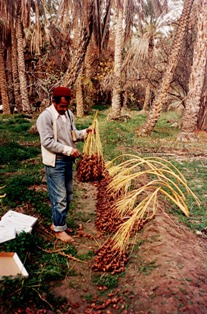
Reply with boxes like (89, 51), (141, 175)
(50, 104), (64, 120)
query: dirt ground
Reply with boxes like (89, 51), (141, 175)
(49, 177), (207, 314)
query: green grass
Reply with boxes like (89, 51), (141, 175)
(137, 260), (159, 276)
(92, 273), (119, 289)
(0, 110), (207, 312)
(0, 232), (74, 310)
(78, 250), (94, 261)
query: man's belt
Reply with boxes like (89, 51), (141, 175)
(56, 154), (73, 161)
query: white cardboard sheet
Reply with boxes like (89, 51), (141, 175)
(0, 210), (37, 243)
(0, 224), (16, 244)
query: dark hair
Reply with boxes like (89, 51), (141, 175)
(52, 96), (71, 104)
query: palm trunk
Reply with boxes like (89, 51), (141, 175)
(139, 0), (194, 136)
(84, 40), (94, 112)
(76, 69), (84, 117)
(6, 46), (14, 108)
(178, 0), (207, 142)
(16, 0), (31, 113)
(73, 24), (84, 118)
(11, 26), (22, 111)
(0, 40), (10, 114)
(109, 8), (123, 120)
(142, 36), (154, 112)
(142, 84), (151, 112)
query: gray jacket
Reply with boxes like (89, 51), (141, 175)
(36, 104), (87, 166)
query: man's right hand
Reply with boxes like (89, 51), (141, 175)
(70, 148), (81, 158)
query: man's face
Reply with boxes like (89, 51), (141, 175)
(54, 97), (70, 115)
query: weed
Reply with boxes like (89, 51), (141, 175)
(67, 269), (77, 276)
(78, 250), (94, 261)
(1, 232), (35, 261)
(2, 174), (42, 208)
(66, 216), (79, 230)
(137, 260), (158, 276)
(0, 142), (39, 165)
(76, 211), (93, 222)
(84, 294), (94, 303)
(92, 274), (119, 289)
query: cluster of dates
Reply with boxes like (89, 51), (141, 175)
(95, 172), (124, 233)
(92, 239), (128, 274)
(76, 153), (105, 182)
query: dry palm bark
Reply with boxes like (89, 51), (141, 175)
(143, 81), (152, 112)
(16, 0), (31, 113)
(0, 40), (10, 114)
(109, 5), (123, 120)
(139, 0), (194, 136)
(6, 45), (14, 107)
(75, 69), (84, 118)
(178, 0), (207, 142)
(151, 0), (162, 16)
(83, 40), (96, 114)
(197, 68), (207, 130)
(74, 24), (84, 118)
(11, 26), (21, 111)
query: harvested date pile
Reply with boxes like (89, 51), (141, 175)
(76, 153), (105, 182)
(92, 154), (199, 274)
(95, 171), (124, 233)
(77, 111), (105, 182)
(93, 217), (150, 273)
(92, 239), (129, 274)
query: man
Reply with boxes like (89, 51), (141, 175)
(36, 86), (92, 242)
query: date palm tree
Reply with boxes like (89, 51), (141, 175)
(109, 0), (135, 120)
(177, 0), (207, 142)
(0, 0), (32, 113)
(1, 0), (52, 113)
(140, 0), (170, 112)
(60, 0), (112, 118)
(61, 0), (94, 87)
(139, 0), (194, 136)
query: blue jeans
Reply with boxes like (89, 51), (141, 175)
(45, 159), (73, 232)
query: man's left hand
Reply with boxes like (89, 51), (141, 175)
(86, 127), (94, 134)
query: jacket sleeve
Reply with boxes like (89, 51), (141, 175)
(36, 110), (72, 155)
(69, 111), (87, 140)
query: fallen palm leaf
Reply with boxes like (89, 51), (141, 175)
(107, 155), (199, 207)
(37, 246), (86, 263)
(0, 186), (6, 199)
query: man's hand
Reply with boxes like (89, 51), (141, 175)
(70, 148), (81, 158)
(86, 127), (95, 134)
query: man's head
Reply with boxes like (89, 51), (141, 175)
(52, 87), (72, 115)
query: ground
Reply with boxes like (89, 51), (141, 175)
(4, 128), (207, 314)
(48, 175), (207, 314)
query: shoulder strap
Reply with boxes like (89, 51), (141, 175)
(67, 110), (73, 130)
